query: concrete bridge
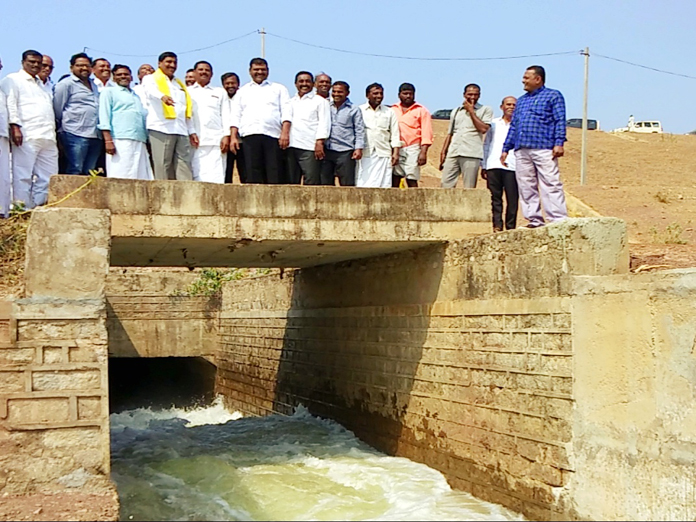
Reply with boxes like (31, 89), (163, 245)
(2, 176), (696, 520)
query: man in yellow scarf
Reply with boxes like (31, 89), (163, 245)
(140, 51), (199, 180)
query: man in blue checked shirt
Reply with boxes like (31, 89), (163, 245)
(501, 65), (568, 228)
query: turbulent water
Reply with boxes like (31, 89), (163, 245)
(110, 398), (523, 521)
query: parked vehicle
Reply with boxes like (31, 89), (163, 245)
(432, 109), (452, 120)
(630, 121), (663, 133)
(612, 115), (663, 134)
(567, 118), (599, 130)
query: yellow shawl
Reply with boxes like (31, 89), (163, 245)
(153, 68), (192, 119)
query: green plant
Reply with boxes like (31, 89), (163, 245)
(650, 223), (688, 245)
(175, 268), (249, 297)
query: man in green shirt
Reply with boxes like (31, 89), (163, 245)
(439, 84), (493, 188)
(98, 64), (153, 180)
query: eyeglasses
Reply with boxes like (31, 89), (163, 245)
(41, 64), (54, 70)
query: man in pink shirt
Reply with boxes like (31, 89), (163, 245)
(391, 83), (433, 187)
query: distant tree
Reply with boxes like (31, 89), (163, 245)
(689, 129), (696, 135)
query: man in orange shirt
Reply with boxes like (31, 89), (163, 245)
(391, 83), (433, 187)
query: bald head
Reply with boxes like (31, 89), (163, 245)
(38, 55), (54, 83)
(137, 63), (155, 82)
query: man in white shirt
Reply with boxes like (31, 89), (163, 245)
(0, 75), (10, 217)
(142, 51), (199, 181)
(189, 60), (229, 184)
(92, 58), (113, 92)
(356, 83), (400, 188)
(37, 55), (55, 98)
(229, 57), (291, 184)
(0, 50), (59, 209)
(482, 96), (519, 232)
(132, 64), (155, 103)
(221, 72), (245, 183)
(286, 71), (330, 185)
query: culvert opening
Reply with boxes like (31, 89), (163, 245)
(108, 357), (216, 413)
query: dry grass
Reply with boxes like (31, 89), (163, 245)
(0, 215), (29, 298)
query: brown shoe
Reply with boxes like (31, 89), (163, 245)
(493, 227), (503, 233)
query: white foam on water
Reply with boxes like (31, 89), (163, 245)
(110, 399), (524, 521)
(110, 396), (243, 431)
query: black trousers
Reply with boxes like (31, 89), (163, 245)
(486, 168), (519, 230)
(320, 149), (355, 186)
(286, 147), (322, 185)
(225, 145), (246, 184)
(242, 134), (284, 184)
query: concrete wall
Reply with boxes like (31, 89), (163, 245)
(570, 270), (696, 520)
(217, 218), (636, 520)
(106, 269), (218, 358)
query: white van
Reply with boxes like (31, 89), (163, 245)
(631, 121), (663, 134)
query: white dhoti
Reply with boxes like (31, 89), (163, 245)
(106, 139), (153, 180)
(0, 137), (10, 217)
(192, 145), (225, 184)
(393, 144), (421, 181)
(11, 138), (58, 209)
(356, 156), (392, 188)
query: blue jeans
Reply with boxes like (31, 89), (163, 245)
(60, 132), (102, 175)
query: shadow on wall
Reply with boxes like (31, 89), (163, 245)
(272, 244), (446, 454)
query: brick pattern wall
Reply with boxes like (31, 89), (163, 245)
(0, 300), (110, 494)
(217, 294), (573, 519)
(106, 270), (219, 358)
(107, 295), (218, 358)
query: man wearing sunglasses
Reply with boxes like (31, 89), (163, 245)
(37, 55), (54, 98)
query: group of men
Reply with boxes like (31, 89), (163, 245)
(0, 48), (568, 231)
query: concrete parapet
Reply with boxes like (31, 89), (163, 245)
(24, 208), (111, 299)
(47, 176), (491, 267)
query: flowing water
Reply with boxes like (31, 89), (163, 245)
(110, 398), (523, 521)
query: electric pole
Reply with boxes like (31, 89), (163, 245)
(260, 28), (266, 58)
(581, 47), (589, 185)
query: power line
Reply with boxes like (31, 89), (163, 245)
(594, 52), (696, 80)
(266, 32), (579, 61)
(85, 30), (257, 58)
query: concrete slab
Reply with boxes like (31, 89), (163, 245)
(48, 176), (492, 268)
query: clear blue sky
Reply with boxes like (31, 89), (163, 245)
(2, 0), (694, 133)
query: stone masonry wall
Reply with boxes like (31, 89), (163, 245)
(0, 208), (117, 514)
(0, 299), (110, 494)
(217, 218), (629, 520)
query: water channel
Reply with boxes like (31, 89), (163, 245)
(110, 398), (523, 521)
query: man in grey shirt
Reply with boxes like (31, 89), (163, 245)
(439, 83), (493, 188)
(53, 52), (101, 175)
(320, 81), (365, 186)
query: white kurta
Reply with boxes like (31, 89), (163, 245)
(190, 83), (228, 183)
(106, 139), (153, 180)
(356, 156), (392, 188)
(1, 70), (58, 208)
